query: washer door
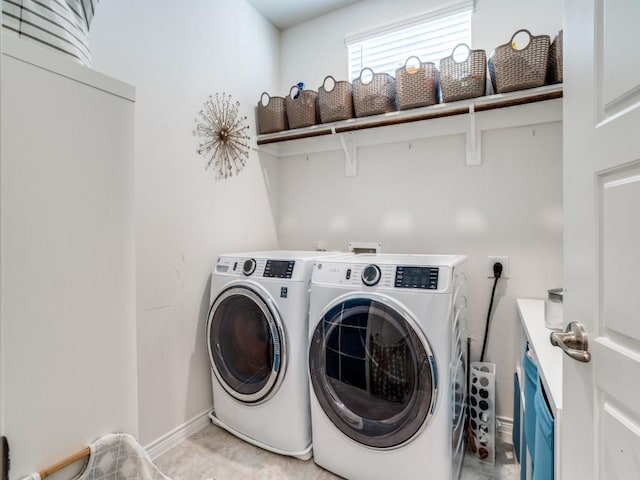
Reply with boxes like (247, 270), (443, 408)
(309, 294), (437, 449)
(207, 285), (285, 404)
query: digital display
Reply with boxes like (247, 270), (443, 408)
(264, 260), (295, 279)
(395, 266), (439, 289)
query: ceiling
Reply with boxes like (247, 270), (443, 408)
(246, 0), (361, 29)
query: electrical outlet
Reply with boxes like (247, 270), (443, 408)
(488, 256), (509, 278)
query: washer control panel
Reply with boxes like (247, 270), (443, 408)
(216, 256), (311, 281)
(394, 266), (439, 290)
(264, 260), (295, 279)
(242, 258), (257, 276)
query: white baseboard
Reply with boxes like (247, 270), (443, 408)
(496, 415), (514, 443)
(144, 408), (212, 460)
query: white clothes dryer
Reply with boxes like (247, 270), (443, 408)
(308, 254), (468, 480)
(206, 250), (344, 460)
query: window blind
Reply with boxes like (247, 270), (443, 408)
(346, 2), (473, 81)
(2, 0), (99, 66)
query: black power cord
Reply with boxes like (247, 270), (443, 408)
(480, 262), (503, 362)
(1, 436), (9, 480)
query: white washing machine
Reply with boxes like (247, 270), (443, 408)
(206, 250), (344, 460)
(308, 254), (468, 480)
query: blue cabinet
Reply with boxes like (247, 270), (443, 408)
(523, 350), (539, 460)
(533, 386), (554, 480)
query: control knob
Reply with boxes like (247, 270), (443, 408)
(362, 264), (381, 286)
(242, 258), (257, 276)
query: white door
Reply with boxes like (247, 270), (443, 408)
(561, 0), (640, 479)
(0, 27), (6, 480)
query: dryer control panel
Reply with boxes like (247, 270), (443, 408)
(395, 266), (439, 290)
(313, 260), (452, 292)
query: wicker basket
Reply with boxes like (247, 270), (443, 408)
(489, 29), (551, 93)
(440, 44), (487, 103)
(257, 92), (287, 134)
(285, 85), (319, 129)
(352, 68), (396, 117)
(547, 30), (563, 84)
(318, 75), (353, 123)
(395, 56), (440, 110)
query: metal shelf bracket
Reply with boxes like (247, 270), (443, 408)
(466, 102), (482, 166)
(332, 128), (357, 176)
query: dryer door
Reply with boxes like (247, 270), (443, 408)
(309, 294), (437, 449)
(207, 285), (285, 404)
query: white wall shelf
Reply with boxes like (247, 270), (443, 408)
(256, 84), (563, 173)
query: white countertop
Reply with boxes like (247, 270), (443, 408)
(517, 298), (563, 413)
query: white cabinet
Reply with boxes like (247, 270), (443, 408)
(516, 299), (562, 480)
(1, 35), (137, 479)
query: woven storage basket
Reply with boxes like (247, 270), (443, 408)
(489, 29), (551, 93)
(395, 56), (440, 110)
(318, 75), (353, 123)
(257, 92), (287, 134)
(440, 44), (487, 102)
(352, 68), (396, 117)
(285, 85), (319, 129)
(547, 30), (563, 84)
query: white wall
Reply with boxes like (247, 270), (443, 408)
(90, 0), (281, 445)
(280, 0), (563, 93)
(278, 0), (564, 421)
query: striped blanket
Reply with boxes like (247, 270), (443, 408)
(2, 0), (99, 66)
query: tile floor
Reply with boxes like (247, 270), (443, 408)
(155, 424), (519, 480)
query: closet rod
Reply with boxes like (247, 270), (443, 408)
(39, 447), (90, 479)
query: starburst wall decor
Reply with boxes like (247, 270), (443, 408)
(193, 93), (251, 180)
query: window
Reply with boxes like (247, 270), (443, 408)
(346, 2), (473, 81)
